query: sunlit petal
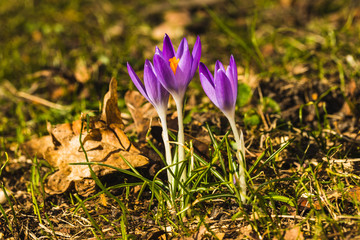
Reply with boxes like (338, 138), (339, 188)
(214, 60), (225, 84)
(199, 62), (214, 87)
(215, 60), (225, 73)
(215, 69), (235, 115)
(154, 34), (202, 101)
(175, 39), (191, 95)
(155, 46), (163, 57)
(229, 55), (237, 84)
(144, 60), (169, 109)
(162, 34), (175, 62)
(190, 36), (201, 77)
(199, 64), (218, 108)
(228, 55), (238, 98)
(153, 54), (177, 95)
(127, 62), (151, 104)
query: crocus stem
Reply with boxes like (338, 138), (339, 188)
(158, 111), (174, 194)
(228, 116), (246, 203)
(174, 97), (186, 184)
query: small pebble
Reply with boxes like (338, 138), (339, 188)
(0, 188), (12, 204)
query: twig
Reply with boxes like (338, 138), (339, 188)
(324, 157), (360, 163)
(335, 215), (360, 220)
(2, 81), (70, 111)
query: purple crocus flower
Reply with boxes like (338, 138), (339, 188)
(199, 55), (247, 203)
(199, 55), (238, 119)
(127, 60), (174, 188)
(151, 34), (201, 182)
(127, 60), (169, 115)
(153, 34), (201, 101)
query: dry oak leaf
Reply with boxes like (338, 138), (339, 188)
(22, 78), (149, 196)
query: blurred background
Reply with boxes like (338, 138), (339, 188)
(0, 0), (358, 145)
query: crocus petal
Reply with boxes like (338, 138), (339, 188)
(228, 55), (238, 98)
(127, 62), (151, 104)
(226, 66), (238, 102)
(199, 62), (214, 88)
(147, 59), (157, 76)
(214, 60), (226, 86)
(144, 60), (169, 109)
(226, 67), (234, 83)
(148, 60), (170, 107)
(155, 46), (162, 57)
(215, 69), (235, 115)
(175, 38), (191, 94)
(229, 55), (237, 84)
(190, 36), (201, 77)
(215, 60), (226, 73)
(153, 54), (178, 95)
(176, 37), (187, 59)
(199, 63), (218, 108)
(162, 34), (175, 62)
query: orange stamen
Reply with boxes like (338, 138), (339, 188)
(169, 56), (180, 74)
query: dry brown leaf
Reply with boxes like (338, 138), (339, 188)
(152, 10), (191, 40)
(124, 90), (158, 141)
(283, 226), (304, 240)
(105, 21), (124, 40)
(21, 135), (53, 158)
(22, 79), (149, 196)
(292, 64), (308, 75)
(236, 224), (253, 239)
(298, 186), (360, 211)
(280, 0), (292, 8)
(215, 232), (225, 240)
(340, 79), (358, 116)
(101, 77), (124, 128)
(74, 58), (91, 83)
(261, 43), (275, 57)
(188, 224), (209, 240)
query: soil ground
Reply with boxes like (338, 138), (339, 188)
(1, 0), (360, 239)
